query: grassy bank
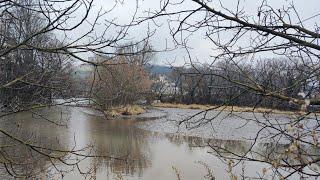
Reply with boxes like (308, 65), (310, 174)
(105, 105), (146, 117)
(152, 102), (302, 115)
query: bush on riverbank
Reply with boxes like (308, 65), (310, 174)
(105, 105), (146, 117)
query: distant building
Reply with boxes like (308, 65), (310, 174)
(152, 74), (179, 95)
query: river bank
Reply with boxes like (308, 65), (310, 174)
(152, 102), (304, 115)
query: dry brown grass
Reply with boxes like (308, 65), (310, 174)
(153, 103), (211, 110)
(152, 102), (301, 115)
(105, 105), (146, 117)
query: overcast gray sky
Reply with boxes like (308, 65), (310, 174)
(69, 0), (320, 66)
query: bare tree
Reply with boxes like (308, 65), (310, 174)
(143, 0), (320, 178)
(0, 0), (71, 110)
(0, 0), (152, 178)
(91, 41), (153, 111)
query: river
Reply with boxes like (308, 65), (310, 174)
(0, 106), (314, 179)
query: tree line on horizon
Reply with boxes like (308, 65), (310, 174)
(153, 58), (320, 110)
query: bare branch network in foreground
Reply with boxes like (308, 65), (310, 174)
(1, 0), (320, 179)
(143, 0), (320, 179)
(0, 0), (156, 178)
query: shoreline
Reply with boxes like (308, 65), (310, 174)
(152, 102), (304, 115)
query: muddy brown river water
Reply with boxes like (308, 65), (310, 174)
(0, 106), (314, 179)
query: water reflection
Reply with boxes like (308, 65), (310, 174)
(0, 107), (70, 179)
(83, 114), (150, 177)
(0, 106), (301, 179)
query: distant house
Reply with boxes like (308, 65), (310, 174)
(153, 74), (179, 95)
